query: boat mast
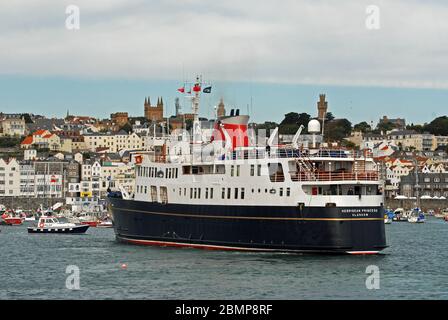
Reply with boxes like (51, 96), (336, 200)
(191, 75), (202, 144)
(414, 158), (420, 208)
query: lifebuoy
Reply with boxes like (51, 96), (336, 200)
(39, 221), (45, 228)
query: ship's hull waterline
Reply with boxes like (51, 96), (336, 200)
(108, 197), (387, 255)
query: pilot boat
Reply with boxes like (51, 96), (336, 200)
(28, 216), (90, 234)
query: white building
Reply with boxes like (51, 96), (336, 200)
(19, 163), (35, 197)
(0, 158), (20, 197)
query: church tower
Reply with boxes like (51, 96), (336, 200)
(317, 94), (328, 120)
(217, 98), (226, 118)
(144, 96), (164, 122)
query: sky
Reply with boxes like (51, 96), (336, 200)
(1, 0), (448, 125)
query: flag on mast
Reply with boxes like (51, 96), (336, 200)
(202, 86), (212, 93)
(177, 87), (185, 93)
(193, 84), (201, 92)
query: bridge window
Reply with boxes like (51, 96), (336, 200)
(250, 165), (255, 176)
(150, 186), (157, 202)
(268, 163), (285, 182)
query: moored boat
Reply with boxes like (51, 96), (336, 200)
(97, 219), (113, 228)
(28, 216), (89, 234)
(1, 212), (24, 225)
(392, 208), (408, 222)
(408, 208), (425, 223)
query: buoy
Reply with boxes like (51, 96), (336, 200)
(121, 263), (127, 269)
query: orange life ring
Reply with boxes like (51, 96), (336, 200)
(39, 221), (45, 228)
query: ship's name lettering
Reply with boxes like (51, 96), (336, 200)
(341, 209), (377, 214)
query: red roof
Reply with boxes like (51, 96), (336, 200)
(21, 136), (33, 145)
(43, 134), (53, 138)
(33, 129), (47, 136)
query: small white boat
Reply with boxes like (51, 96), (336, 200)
(97, 220), (113, 228)
(392, 208), (409, 222)
(24, 215), (36, 221)
(28, 216), (90, 234)
(408, 208), (425, 223)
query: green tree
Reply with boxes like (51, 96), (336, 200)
(120, 123), (133, 133)
(325, 119), (352, 142)
(21, 113), (33, 124)
(0, 137), (21, 148)
(376, 121), (395, 133)
(424, 116), (448, 135)
(185, 119), (194, 132)
(406, 123), (425, 133)
(353, 121), (372, 133)
(325, 112), (335, 121)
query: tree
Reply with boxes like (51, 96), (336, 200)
(376, 121), (395, 133)
(353, 121), (372, 133)
(185, 119), (194, 132)
(278, 112), (311, 134)
(280, 112), (300, 125)
(325, 112), (335, 121)
(120, 123), (133, 134)
(21, 113), (33, 124)
(424, 116), (448, 136)
(406, 123), (425, 133)
(0, 137), (21, 148)
(324, 119), (352, 142)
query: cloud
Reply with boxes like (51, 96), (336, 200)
(1, 0), (448, 88)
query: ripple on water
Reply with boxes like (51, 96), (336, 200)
(1, 218), (448, 299)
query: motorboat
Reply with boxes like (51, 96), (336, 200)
(384, 209), (394, 224)
(1, 212), (24, 225)
(68, 212), (100, 227)
(97, 219), (113, 228)
(408, 208), (425, 223)
(392, 208), (408, 222)
(28, 216), (89, 234)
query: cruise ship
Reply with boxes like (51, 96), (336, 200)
(107, 78), (387, 254)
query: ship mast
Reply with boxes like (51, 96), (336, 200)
(191, 75), (202, 144)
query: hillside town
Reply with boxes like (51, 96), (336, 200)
(1, 94), (448, 212)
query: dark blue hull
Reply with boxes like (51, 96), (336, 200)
(107, 197), (387, 254)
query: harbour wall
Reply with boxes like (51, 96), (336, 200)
(0, 197), (65, 210)
(385, 199), (448, 211)
(2, 196), (447, 212)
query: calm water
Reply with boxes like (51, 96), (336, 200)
(1, 218), (448, 300)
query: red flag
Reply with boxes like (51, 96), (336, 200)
(177, 87), (185, 93)
(193, 84), (201, 92)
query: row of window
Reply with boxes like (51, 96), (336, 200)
(424, 177), (448, 183)
(137, 166), (179, 179)
(136, 185), (292, 200)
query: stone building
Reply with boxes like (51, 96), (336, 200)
(217, 98), (226, 118)
(400, 172), (448, 198)
(144, 97), (164, 122)
(110, 112), (129, 127)
(317, 94), (328, 120)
